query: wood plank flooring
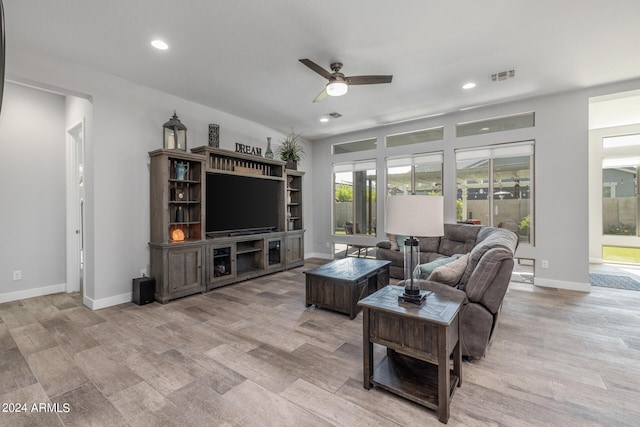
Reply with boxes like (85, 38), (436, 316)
(1, 258), (640, 426)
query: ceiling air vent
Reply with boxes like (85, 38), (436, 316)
(489, 69), (515, 83)
(329, 112), (342, 119)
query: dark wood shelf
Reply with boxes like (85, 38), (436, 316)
(169, 179), (200, 184)
(237, 267), (262, 276)
(236, 247), (262, 255)
(372, 351), (459, 411)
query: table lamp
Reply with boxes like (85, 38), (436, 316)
(385, 195), (444, 304)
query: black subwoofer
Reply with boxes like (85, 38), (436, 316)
(132, 277), (155, 305)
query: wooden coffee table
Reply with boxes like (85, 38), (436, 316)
(358, 285), (465, 424)
(304, 258), (391, 319)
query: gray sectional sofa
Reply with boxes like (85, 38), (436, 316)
(376, 223), (519, 358)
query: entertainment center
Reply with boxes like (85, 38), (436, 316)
(149, 146), (305, 303)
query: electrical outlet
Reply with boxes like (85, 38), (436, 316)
(13, 270), (22, 280)
(140, 268), (147, 277)
(541, 260), (549, 269)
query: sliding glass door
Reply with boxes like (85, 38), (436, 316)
(456, 141), (534, 245)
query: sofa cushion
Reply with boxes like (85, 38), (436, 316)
(458, 228), (518, 290)
(416, 254), (462, 279)
(427, 253), (469, 286)
(417, 236), (440, 252)
(386, 233), (399, 251)
(438, 224), (481, 256)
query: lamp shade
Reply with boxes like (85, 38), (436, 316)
(385, 195), (444, 237)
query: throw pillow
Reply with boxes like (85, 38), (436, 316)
(387, 233), (399, 251)
(428, 253), (470, 286)
(396, 235), (409, 250)
(415, 255), (460, 279)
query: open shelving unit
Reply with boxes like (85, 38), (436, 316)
(149, 149), (207, 303)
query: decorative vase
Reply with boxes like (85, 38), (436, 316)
(208, 124), (220, 147)
(265, 137), (274, 159)
(175, 162), (189, 180)
(286, 159), (297, 170)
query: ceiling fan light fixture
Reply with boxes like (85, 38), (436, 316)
(151, 39), (169, 50)
(326, 81), (348, 97)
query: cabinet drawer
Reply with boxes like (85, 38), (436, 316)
(370, 312), (436, 356)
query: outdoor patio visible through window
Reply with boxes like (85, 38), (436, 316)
(333, 161), (377, 236)
(456, 142), (534, 245)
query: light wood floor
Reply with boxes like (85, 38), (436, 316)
(2, 258), (640, 426)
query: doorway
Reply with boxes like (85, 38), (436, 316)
(589, 89), (640, 273)
(66, 120), (85, 293)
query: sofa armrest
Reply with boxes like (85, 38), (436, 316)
(376, 240), (392, 250)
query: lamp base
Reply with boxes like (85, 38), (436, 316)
(398, 289), (429, 305)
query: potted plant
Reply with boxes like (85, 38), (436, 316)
(276, 128), (305, 170)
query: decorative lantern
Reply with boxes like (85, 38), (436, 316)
(163, 111), (187, 150)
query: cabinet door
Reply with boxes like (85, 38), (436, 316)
(286, 233), (304, 267)
(266, 238), (283, 270)
(206, 244), (236, 288)
(167, 246), (202, 293)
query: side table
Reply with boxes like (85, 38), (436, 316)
(358, 285), (465, 424)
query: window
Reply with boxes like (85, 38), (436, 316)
(456, 141), (534, 244)
(386, 127), (444, 148)
(602, 161), (638, 237)
(601, 134), (640, 240)
(332, 137), (377, 155)
(333, 161), (377, 236)
(386, 152), (443, 196)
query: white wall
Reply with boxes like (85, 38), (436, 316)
(4, 45), (311, 308)
(310, 84), (640, 291)
(0, 82), (66, 302)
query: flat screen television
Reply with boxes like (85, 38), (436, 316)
(206, 173), (280, 235)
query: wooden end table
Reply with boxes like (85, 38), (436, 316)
(304, 258), (391, 319)
(358, 285), (465, 424)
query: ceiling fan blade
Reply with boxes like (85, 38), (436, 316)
(313, 87), (328, 103)
(299, 59), (333, 80)
(346, 75), (393, 85)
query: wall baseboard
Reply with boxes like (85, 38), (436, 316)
(83, 292), (131, 310)
(0, 283), (66, 304)
(305, 252), (333, 260)
(534, 277), (590, 292)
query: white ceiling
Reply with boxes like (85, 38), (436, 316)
(5, 0), (640, 140)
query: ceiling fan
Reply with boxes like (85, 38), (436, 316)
(299, 59), (393, 103)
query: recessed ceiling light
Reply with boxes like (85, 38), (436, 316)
(462, 82), (476, 90)
(151, 40), (169, 50)
(320, 117), (329, 123)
